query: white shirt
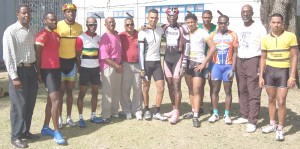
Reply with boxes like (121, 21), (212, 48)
(237, 21), (267, 58)
(189, 28), (210, 63)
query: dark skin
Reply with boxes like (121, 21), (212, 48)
(13, 6), (31, 89)
(35, 13), (60, 130)
(64, 9), (76, 25)
(76, 17), (99, 116)
(241, 5), (254, 27)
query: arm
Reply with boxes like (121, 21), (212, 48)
(75, 37), (83, 72)
(35, 44), (43, 83)
(287, 46), (298, 88)
(259, 50), (267, 88)
(194, 38), (216, 72)
(138, 41), (145, 70)
(104, 58), (123, 73)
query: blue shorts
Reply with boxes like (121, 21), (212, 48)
(211, 64), (233, 82)
(61, 64), (76, 81)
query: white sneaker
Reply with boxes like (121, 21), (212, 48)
(262, 124), (277, 133)
(246, 123), (256, 133)
(223, 115), (232, 124)
(126, 113), (132, 119)
(208, 114), (219, 123)
(135, 111), (142, 120)
(66, 118), (76, 127)
(233, 117), (248, 124)
(144, 111), (152, 121)
(276, 130), (284, 141)
(153, 112), (167, 121)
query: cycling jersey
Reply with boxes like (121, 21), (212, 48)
(56, 20), (82, 59)
(210, 30), (238, 65)
(199, 23), (217, 55)
(188, 28), (210, 63)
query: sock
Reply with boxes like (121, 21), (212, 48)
(79, 114), (83, 120)
(67, 115), (71, 120)
(277, 125), (283, 131)
(91, 112), (96, 118)
(192, 108), (195, 113)
(213, 109), (219, 116)
(145, 106), (150, 111)
(154, 107), (160, 115)
(270, 120), (276, 126)
(224, 110), (230, 116)
(193, 112), (199, 118)
(59, 116), (62, 123)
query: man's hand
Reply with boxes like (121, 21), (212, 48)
(194, 63), (205, 72)
(38, 74), (43, 83)
(140, 25), (147, 31)
(259, 77), (265, 88)
(139, 70), (148, 81)
(227, 69), (235, 80)
(12, 78), (22, 89)
(115, 64), (124, 73)
(287, 77), (296, 88)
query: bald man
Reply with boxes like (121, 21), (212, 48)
(98, 17), (123, 122)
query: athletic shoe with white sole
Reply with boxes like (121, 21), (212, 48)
(153, 112), (167, 121)
(126, 113), (132, 119)
(168, 109), (179, 124)
(223, 115), (232, 124)
(192, 118), (200, 128)
(183, 112), (194, 119)
(144, 111), (152, 121)
(233, 117), (249, 124)
(66, 118), (76, 127)
(276, 130), (284, 141)
(208, 114), (219, 123)
(262, 124), (277, 133)
(135, 111), (143, 120)
(246, 123), (256, 133)
(54, 131), (65, 145)
(163, 109), (175, 118)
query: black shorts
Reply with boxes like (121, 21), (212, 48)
(186, 60), (206, 78)
(79, 67), (100, 86)
(60, 57), (76, 75)
(144, 61), (164, 81)
(264, 65), (289, 88)
(41, 68), (61, 94)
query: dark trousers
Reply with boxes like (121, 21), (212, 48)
(236, 57), (261, 125)
(9, 66), (38, 139)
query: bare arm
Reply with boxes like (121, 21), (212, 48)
(287, 46), (298, 88)
(259, 50), (267, 88)
(194, 38), (216, 72)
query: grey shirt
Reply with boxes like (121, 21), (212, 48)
(3, 21), (37, 79)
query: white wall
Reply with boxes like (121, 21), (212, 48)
(73, 0), (261, 35)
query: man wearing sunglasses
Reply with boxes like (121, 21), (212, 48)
(75, 17), (104, 128)
(119, 18), (143, 120)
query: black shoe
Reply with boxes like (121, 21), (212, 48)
(11, 138), (28, 148)
(21, 132), (40, 140)
(183, 112), (194, 119)
(192, 118), (200, 128)
(199, 107), (204, 114)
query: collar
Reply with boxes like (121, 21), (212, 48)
(85, 31), (97, 37)
(125, 30), (137, 37)
(270, 30), (284, 37)
(16, 21), (28, 29)
(216, 29), (229, 35)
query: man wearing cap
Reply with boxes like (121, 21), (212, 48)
(56, 3), (83, 128)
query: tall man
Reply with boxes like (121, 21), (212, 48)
(119, 18), (143, 120)
(56, 3), (83, 128)
(3, 4), (39, 148)
(75, 17), (104, 128)
(35, 12), (65, 145)
(208, 15), (238, 125)
(233, 5), (267, 133)
(259, 13), (298, 141)
(138, 9), (167, 121)
(99, 17), (123, 122)
(161, 7), (188, 124)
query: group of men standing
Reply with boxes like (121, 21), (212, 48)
(2, 3), (298, 148)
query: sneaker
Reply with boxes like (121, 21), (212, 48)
(246, 123), (256, 133)
(276, 130), (284, 141)
(233, 117), (249, 124)
(144, 111), (152, 121)
(163, 109), (175, 118)
(126, 113), (132, 119)
(153, 112), (167, 121)
(262, 124), (277, 133)
(90, 117), (105, 124)
(41, 126), (54, 137)
(192, 118), (200, 128)
(208, 114), (219, 123)
(135, 111), (143, 120)
(103, 118), (112, 123)
(169, 109), (179, 124)
(54, 131), (65, 145)
(78, 119), (86, 128)
(111, 114), (119, 118)
(58, 117), (63, 129)
(223, 115), (232, 124)
(183, 112), (194, 119)
(66, 118), (76, 127)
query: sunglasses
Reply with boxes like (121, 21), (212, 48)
(126, 23), (134, 27)
(218, 22), (229, 25)
(87, 23), (97, 26)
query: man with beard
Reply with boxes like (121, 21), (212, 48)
(56, 3), (83, 128)
(75, 17), (104, 127)
(3, 4), (39, 148)
(99, 17), (123, 122)
(35, 12), (65, 145)
(207, 15), (238, 125)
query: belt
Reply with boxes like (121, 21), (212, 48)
(125, 62), (139, 64)
(239, 56), (261, 61)
(18, 62), (35, 67)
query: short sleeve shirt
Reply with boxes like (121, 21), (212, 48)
(119, 30), (139, 63)
(189, 28), (210, 63)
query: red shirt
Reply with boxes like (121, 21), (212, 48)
(35, 28), (60, 69)
(119, 30), (139, 63)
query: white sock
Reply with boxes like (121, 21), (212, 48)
(91, 112), (96, 118)
(67, 115), (71, 120)
(193, 112), (199, 118)
(79, 114), (83, 120)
